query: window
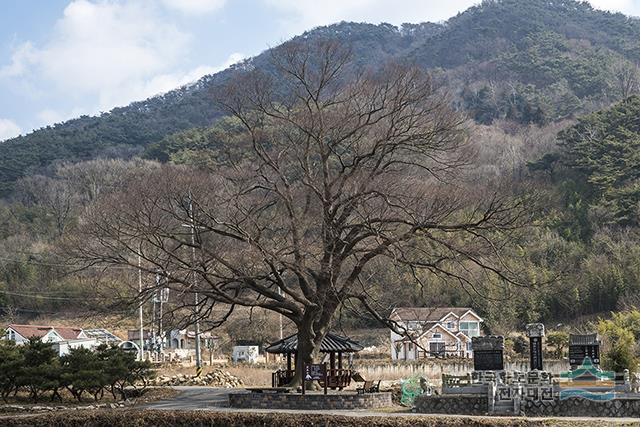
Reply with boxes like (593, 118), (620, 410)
(460, 321), (480, 337)
(408, 342), (413, 351)
(446, 321), (455, 330)
(467, 342), (473, 351)
(407, 321), (421, 329)
(432, 333), (442, 339)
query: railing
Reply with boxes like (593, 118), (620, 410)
(272, 368), (353, 389)
(272, 369), (295, 387)
(320, 369), (352, 389)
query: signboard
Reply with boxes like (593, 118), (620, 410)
(302, 363), (327, 395)
(569, 345), (600, 368)
(529, 336), (543, 371)
(472, 336), (504, 371)
(304, 363), (326, 381)
(474, 350), (504, 371)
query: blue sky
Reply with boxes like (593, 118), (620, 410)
(0, 0), (638, 141)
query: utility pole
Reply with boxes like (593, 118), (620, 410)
(278, 287), (283, 340)
(188, 193), (202, 373)
(155, 273), (168, 359)
(138, 254), (144, 361)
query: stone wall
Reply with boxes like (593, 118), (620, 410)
(415, 394), (640, 418)
(414, 394), (488, 415)
(229, 392), (392, 410)
(523, 397), (640, 417)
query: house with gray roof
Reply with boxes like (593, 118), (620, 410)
(389, 307), (483, 360)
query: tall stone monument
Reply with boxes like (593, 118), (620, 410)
(472, 335), (504, 371)
(526, 323), (545, 371)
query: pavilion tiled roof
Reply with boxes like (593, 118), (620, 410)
(265, 332), (363, 354)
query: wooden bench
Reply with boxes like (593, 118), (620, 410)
(356, 380), (381, 394)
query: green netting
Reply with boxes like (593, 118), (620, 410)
(400, 376), (426, 406)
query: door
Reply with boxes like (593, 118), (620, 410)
(429, 341), (445, 357)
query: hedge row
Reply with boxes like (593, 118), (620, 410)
(0, 338), (153, 402)
(0, 410), (617, 427)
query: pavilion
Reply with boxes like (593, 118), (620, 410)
(266, 332), (363, 388)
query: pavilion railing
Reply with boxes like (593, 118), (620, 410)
(320, 368), (352, 389)
(272, 368), (353, 389)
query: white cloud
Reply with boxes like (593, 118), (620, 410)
(3, 0), (191, 112)
(588, 0), (639, 16)
(0, 119), (21, 141)
(264, 0), (640, 34)
(1, 0), (246, 128)
(31, 52), (244, 129)
(37, 107), (88, 126)
(263, 0), (479, 33)
(139, 52), (245, 97)
(161, 0), (226, 15)
(0, 42), (37, 78)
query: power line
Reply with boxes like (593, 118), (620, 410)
(0, 289), (113, 301)
(0, 254), (146, 271)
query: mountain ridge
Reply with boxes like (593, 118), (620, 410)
(1, 0), (640, 195)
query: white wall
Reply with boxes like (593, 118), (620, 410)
(232, 345), (259, 363)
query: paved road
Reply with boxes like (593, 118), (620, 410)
(144, 387), (640, 424)
(145, 386), (234, 410)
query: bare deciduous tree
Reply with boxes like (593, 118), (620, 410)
(71, 41), (529, 385)
(614, 60), (640, 99)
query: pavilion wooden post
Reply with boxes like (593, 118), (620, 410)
(338, 352), (343, 369)
(330, 352), (336, 371)
(287, 353), (292, 371)
(323, 362), (328, 395)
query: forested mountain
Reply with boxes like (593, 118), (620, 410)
(1, 0), (639, 195)
(2, 0), (640, 333)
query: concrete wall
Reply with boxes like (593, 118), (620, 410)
(229, 392), (392, 410)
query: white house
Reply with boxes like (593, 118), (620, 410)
(232, 341), (260, 363)
(389, 307), (483, 360)
(52, 338), (100, 356)
(4, 324), (96, 356)
(4, 324), (86, 345)
(168, 329), (218, 351)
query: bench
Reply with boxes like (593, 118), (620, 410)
(246, 387), (291, 394)
(356, 380), (381, 394)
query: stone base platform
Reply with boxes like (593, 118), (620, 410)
(415, 394), (640, 417)
(229, 391), (392, 410)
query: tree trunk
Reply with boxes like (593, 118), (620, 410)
(288, 317), (322, 388)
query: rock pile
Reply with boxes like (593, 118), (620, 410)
(151, 369), (244, 388)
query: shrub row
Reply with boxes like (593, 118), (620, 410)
(0, 338), (153, 402)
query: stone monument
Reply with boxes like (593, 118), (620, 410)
(472, 335), (504, 371)
(525, 323), (545, 371)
